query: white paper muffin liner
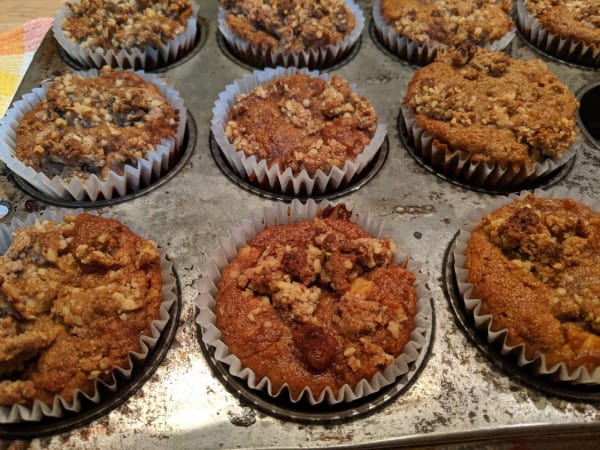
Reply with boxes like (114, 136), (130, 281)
(212, 67), (387, 196)
(195, 199), (432, 405)
(517, 0), (600, 68)
(52, 1), (198, 70)
(401, 104), (579, 189)
(0, 208), (177, 423)
(0, 69), (186, 201)
(217, 0), (364, 69)
(453, 187), (600, 384)
(372, 0), (515, 66)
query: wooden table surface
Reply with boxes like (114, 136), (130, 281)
(0, 0), (64, 33)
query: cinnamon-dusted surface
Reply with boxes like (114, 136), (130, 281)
(221, 0), (355, 53)
(216, 212), (417, 398)
(380, 0), (513, 48)
(16, 68), (178, 181)
(466, 195), (600, 372)
(524, 0), (600, 50)
(0, 214), (162, 406)
(403, 49), (578, 168)
(225, 73), (377, 177)
(61, 0), (193, 50)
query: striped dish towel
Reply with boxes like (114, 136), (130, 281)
(0, 18), (53, 119)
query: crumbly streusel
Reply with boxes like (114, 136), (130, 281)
(216, 206), (417, 397)
(16, 68), (178, 181)
(0, 214), (162, 406)
(380, 0), (513, 48)
(403, 49), (578, 166)
(61, 0), (194, 50)
(225, 73), (377, 177)
(524, 0), (600, 50)
(221, 0), (355, 53)
(466, 195), (600, 371)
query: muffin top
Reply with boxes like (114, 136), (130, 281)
(466, 195), (600, 372)
(380, 0), (513, 48)
(403, 49), (578, 166)
(221, 0), (356, 53)
(16, 68), (178, 182)
(225, 73), (377, 177)
(0, 214), (162, 406)
(215, 206), (417, 398)
(524, 0), (600, 50)
(61, 0), (194, 51)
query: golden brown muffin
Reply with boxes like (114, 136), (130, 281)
(403, 49), (578, 170)
(15, 68), (178, 182)
(465, 195), (600, 373)
(221, 0), (356, 54)
(225, 73), (377, 177)
(524, 0), (600, 52)
(61, 0), (194, 51)
(0, 214), (163, 406)
(215, 207), (417, 398)
(379, 0), (513, 49)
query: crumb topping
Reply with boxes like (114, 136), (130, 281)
(61, 0), (194, 50)
(0, 214), (162, 407)
(221, 0), (355, 53)
(524, 0), (600, 49)
(403, 49), (578, 165)
(467, 195), (600, 371)
(15, 68), (178, 182)
(380, 0), (513, 47)
(225, 73), (377, 177)
(216, 208), (417, 396)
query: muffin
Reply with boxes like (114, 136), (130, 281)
(373, 0), (514, 66)
(197, 200), (432, 404)
(53, 0), (198, 70)
(218, 0), (364, 69)
(402, 48), (579, 189)
(517, 0), (600, 67)
(212, 67), (386, 196)
(0, 68), (186, 201)
(0, 211), (176, 422)
(455, 192), (600, 383)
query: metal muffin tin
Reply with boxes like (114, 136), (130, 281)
(1, 1), (600, 448)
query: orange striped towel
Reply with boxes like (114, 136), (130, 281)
(0, 18), (53, 119)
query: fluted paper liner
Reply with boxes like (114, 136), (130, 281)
(372, 0), (515, 66)
(212, 67), (387, 196)
(218, 0), (364, 69)
(0, 69), (186, 201)
(0, 208), (177, 423)
(517, 0), (600, 68)
(53, 1), (198, 70)
(195, 199), (432, 405)
(453, 187), (600, 384)
(401, 104), (579, 189)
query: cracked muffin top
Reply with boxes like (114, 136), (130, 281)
(380, 0), (513, 48)
(403, 49), (578, 168)
(215, 206), (418, 398)
(466, 195), (600, 372)
(61, 0), (194, 51)
(0, 214), (162, 407)
(15, 68), (178, 182)
(220, 0), (356, 53)
(225, 73), (377, 177)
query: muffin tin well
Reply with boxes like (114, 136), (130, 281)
(1, 0), (600, 448)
